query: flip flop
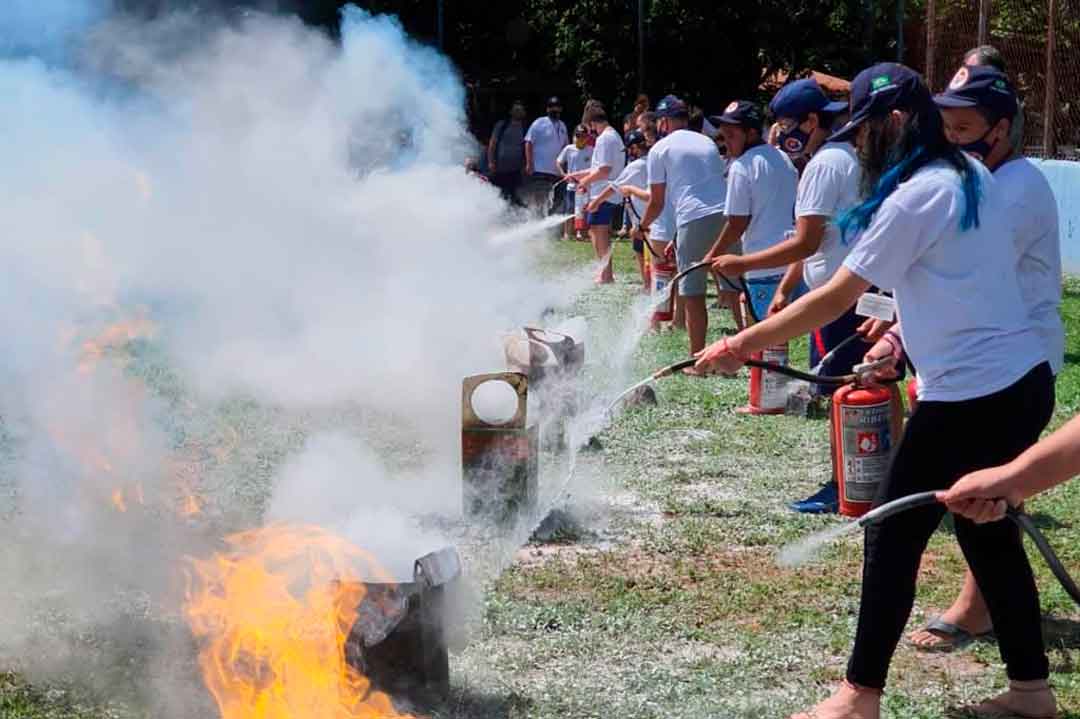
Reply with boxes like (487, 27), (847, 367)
(909, 617), (993, 653)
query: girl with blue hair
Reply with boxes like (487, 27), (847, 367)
(695, 63), (1056, 719)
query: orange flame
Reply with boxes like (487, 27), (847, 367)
(181, 492), (202, 517)
(77, 316), (156, 375)
(183, 525), (413, 719)
(111, 487), (127, 513)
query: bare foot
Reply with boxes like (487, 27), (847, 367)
(790, 682), (881, 719)
(959, 681), (1057, 718)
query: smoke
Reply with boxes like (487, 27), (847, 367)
(0, 1), (580, 711)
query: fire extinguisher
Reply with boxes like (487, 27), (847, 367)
(650, 258), (676, 323)
(906, 376), (919, 415)
(831, 383), (905, 518)
(739, 344), (790, 415)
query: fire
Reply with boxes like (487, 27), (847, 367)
(111, 487), (127, 513)
(77, 315), (157, 375)
(181, 491), (202, 517)
(183, 524), (413, 719)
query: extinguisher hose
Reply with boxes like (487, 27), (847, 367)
(666, 260), (762, 323)
(623, 200), (667, 260)
(653, 357), (889, 387)
(855, 491), (1080, 608)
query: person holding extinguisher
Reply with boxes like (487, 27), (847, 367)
(695, 63), (1057, 719)
(709, 78), (863, 513)
(872, 66), (1061, 659)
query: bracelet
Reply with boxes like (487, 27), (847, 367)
(722, 337), (749, 362)
(880, 332), (904, 360)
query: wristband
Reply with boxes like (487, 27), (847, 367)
(880, 331), (904, 360)
(722, 337), (749, 362)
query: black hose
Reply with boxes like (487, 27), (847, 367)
(852, 492), (1079, 607)
(623, 201), (666, 260)
(1007, 508), (1080, 606)
(667, 260), (761, 324)
(653, 357), (893, 387)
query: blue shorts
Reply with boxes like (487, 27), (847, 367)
(587, 202), (616, 227)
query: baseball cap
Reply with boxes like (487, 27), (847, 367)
(827, 63), (933, 143)
(710, 100), (764, 129)
(769, 78), (848, 119)
(933, 65), (1017, 120)
(625, 129), (647, 147)
(546, 96), (562, 107)
(655, 94), (689, 119)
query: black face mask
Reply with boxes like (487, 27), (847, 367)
(547, 109), (561, 120)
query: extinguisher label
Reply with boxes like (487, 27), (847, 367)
(760, 347), (790, 410)
(841, 400), (893, 502)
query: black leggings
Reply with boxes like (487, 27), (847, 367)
(847, 362), (1055, 689)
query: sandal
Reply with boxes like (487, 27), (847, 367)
(909, 616), (994, 653)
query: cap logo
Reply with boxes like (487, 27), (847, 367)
(949, 67), (970, 90)
(783, 136), (805, 153)
(871, 75), (891, 91)
(725, 101), (739, 113)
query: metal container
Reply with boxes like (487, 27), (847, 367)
(461, 372), (538, 526)
(346, 547), (464, 700)
(503, 328), (584, 451)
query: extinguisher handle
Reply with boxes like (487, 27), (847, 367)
(852, 357), (897, 384)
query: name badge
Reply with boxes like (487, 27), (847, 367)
(856, 292), (896, 321)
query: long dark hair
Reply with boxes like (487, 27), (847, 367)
(837, 104), (982, 242)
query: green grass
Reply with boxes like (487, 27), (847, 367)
(2, 241), (1078, 718)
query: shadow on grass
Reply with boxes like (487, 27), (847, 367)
(1044, 615), (1080, 651)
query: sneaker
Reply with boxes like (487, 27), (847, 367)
(790, 482), (839, 514)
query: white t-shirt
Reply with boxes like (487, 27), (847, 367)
(525, 116), (569, 176)
(796, 142), (862, 289)
(843, 158), (1045, 402)
(614, 158), (648, 224)
(589, 125), (626, 204)
(646, 129), (726, 228)
(724, 144), (798, 279)
(611, 157), (675, 240)
(557, 144), (592, 190)
(995, 157), (1064, 374)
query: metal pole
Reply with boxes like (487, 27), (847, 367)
(437, 0), (445, 50)
(925, 0), (937, 90)
(897, 0), (905, 63)
(978, 0), (991, 45)
(1043, 0), (1058, 156)
(637, 0), (645, 93)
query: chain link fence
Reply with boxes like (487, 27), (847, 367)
(915, 0), (1079, 159)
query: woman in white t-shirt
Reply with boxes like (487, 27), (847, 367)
(697, 63), (1057, 719)
(895, 65), (1064, 661)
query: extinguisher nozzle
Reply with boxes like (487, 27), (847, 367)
(856, 491), (941, 527)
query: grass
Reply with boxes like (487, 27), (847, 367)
(2, 240), (1078, 718)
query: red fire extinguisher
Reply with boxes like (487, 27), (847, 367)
(906, 376), (919, 415)
(651, 259), (676, 323)
(737, 344), (790, 415)
(831, 383), (905, 517)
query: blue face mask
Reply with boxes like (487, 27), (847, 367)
(778, 125), (811, 156)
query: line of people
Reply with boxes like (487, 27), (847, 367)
(693, 54), (1064, 719)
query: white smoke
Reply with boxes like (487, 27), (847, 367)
(0, 1), (581, 710)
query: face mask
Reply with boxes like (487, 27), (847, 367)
(547, 109), (561, 120)
(959, 127), (995, 162)
(778, 125), (811, 156)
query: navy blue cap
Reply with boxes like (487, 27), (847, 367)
(827, 63), (932, 143)
(625, 129), (647, 147)
(769, 78), (848, 119)
(710, 100), (764, 129)
(547, 96), (562, 107)
(933, 65), (1017, 120)
(655, 94), (689, 119)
